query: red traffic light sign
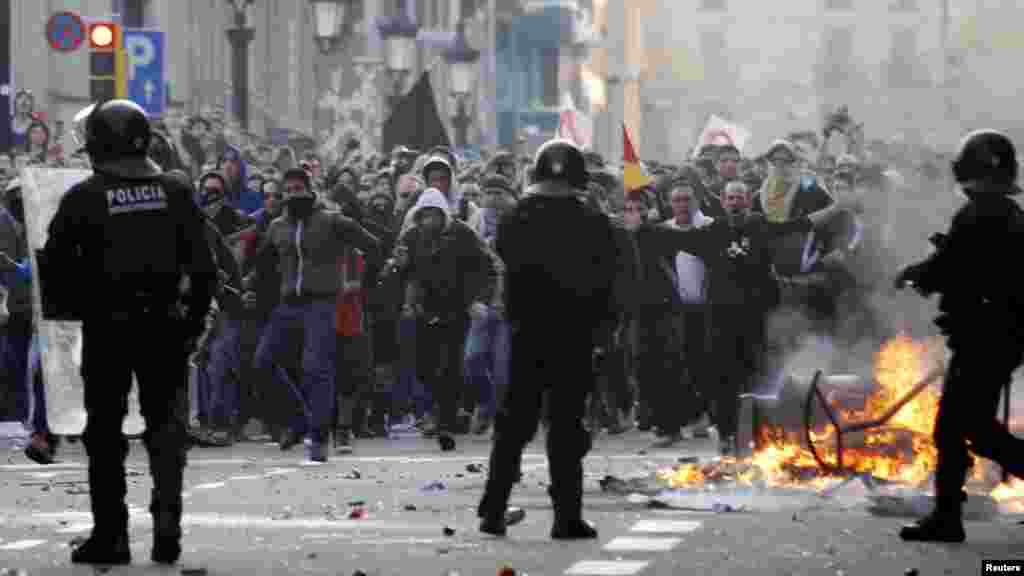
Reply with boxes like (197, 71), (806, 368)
(46, 11), (87, 53)
(89, 22), (118, 49)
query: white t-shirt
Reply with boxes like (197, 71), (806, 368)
(664, 213), (713, 304)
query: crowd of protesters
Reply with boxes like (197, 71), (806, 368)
(0, 96), (961, 463)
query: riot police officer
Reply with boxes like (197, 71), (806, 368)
(896, 129), (1024, 543)
(41, 100), (217, 565)
(477, 139), (619, 540)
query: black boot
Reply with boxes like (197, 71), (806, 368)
(70, 529), (131, 565)
(899, 493), (966, 543)
(144, 426), (186, 565)
(150, 488), (182, 564)
(71, 503), (131, 565)
(548, 463), (597, 540)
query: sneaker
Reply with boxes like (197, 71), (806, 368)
(652, 432), (683, 449)
(472, 413), (493, 436)
(334, 429), (353, 455)
(278, 429), (300, 451)
(24, 433), (54, 465)
(306, 441), (327, 463)
(70, 533), (131, 565)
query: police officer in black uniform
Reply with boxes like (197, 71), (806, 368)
(477, 139), (619, 540)
(896, 129), (1024, 543)
(41, 100), (217, 566)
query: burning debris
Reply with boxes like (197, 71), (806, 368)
(643, 334), (1024, 515)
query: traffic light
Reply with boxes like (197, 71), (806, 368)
(88, 22), (124, 103)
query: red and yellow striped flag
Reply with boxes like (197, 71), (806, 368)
(623, 123), (653, 193)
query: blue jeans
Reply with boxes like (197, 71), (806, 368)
(205, 316), (242, 426)
(253, 300), (337, 442)
(2, 314), (32, 424)
(393, 315), (429, 417)
(464, 309), (510, 420)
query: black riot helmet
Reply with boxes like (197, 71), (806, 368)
(532, 139), (587, 189)
(86, 99), (161, 178)
(951, 129), (1020, 193)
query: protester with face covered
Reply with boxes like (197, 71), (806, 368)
(247, 168), (380, 462)
(636, 180), (853, 455)
(390, 187), (497, 451)
(218, 145), (263, 215)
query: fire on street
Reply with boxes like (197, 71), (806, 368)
(0, 431), (1019, 575)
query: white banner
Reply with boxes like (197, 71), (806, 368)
(692, 114), (753, 158)
(20, 167), (145, 435)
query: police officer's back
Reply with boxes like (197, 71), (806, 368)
(896, 129), (1024, 543)
(478, 139), (618, 541)
(43, 100), (217, 566)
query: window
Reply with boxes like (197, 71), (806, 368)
(700, 29), (727, 82)
(822, 27), (854, 89)
(699, 0), (727, 11)
(542, 47), (559, 106)
(889, 0), (917, 12)
(887, 27), (921, 88)
(824, 0), (853, 10)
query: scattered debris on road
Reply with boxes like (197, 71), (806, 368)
(403, 504), (417, 511)
(343, 469), (362, 480)
(348, 507), (365, 519)
(422, 481), (446, 492)
(466, 463), (484, 474)
(442, 526), (455, 537)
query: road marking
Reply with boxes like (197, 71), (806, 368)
(25, 511), (446, 533)
(629, 520), (702, 534)
(603, 536), (681, 553)
(191, 482), (227, 490)
(229, 475), (263, 481)
(565, 560), (650, 575)
(0, 463), (85, 471)
(0, 539), (47, 551)
(56, 523), (92, 534)
(264, 467), (297, 476)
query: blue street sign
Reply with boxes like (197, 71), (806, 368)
(123, 29), (164, 116)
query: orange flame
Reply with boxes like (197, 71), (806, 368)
(657, 334), (1024, 503)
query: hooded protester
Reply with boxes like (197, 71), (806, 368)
(390, 187), (498, 451)
(197, 171), (255, 237)
(753, 139), (837, 341)
(246, 167), (380, 462)
(219, 145), (263, 215)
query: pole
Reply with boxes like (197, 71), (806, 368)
(226, 9), (254, 131)
(487, 0), (497, 150)
(453, 97), (470, 148)
(0, 0), (10, 155)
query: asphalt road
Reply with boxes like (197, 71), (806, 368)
(0, 430), (1020, 575)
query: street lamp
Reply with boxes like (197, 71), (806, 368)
(226, 0), (255, 131)
(444, 19), (480, 148)
(310, 0), (350, 152)
(310, 0), (347, 55)
(376, 0), (419, 113)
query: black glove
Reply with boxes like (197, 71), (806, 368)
(894, 262), (931, 295)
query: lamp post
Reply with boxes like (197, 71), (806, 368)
(225, 0), (255, 131)
(444, 19), (480, 149)
(310, 0), (348, 150)
(376, 0), (419, 115)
